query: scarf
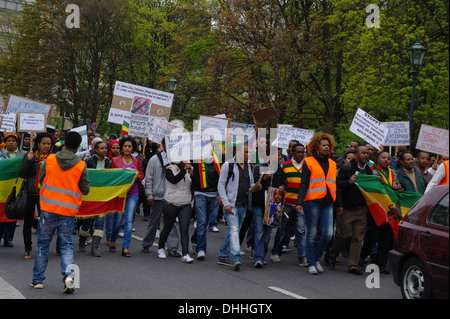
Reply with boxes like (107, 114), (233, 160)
(374, 164), (394, 186)
(34, 150), (50, 188)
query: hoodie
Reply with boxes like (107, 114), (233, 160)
(39, 150), (90, 196)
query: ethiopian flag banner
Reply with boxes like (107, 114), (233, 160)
(355, 174), (423, 238)
(0, 157), (25, 222)
(77, 168), (138, 218)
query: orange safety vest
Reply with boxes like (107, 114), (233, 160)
(303, 156), (337, 202)
(438, 161), (449, 185)
(39, 154), (86, 217)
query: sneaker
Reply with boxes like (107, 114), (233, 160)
(315, 261), (324, 273)
(308, 266), (318, 275)
(271, 254), (281, 262)
(63, 276), (75, 294)
(141, 247), (150, 253)
(182, 254), (194, 263)
(233, 260), (241, 271)
(155, 229), (160, 239)
(30, 282), (43, 289)
(197, 250), (206, 260)
(298, 259), (308, 267)
(254, 261), (264, 268)
(24, 251), (32, 259)
(168, 249), (181, 257)
(209, 226), (219, 232)
(158, 248), (167, 259)
(217, 258), (232, 266)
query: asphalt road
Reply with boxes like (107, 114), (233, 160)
(0, 211), (403, 303)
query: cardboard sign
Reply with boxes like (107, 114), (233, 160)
(197, 115), (230, 141)
(17, 112), (47, 132)
(382, 122), (410, 146)
(4, 94), (53, 117)
(0, 112), (17, 132)
(252, 106), (279, 126)
(276, 126), (314, 149)
(349, 108), (389, 151)
(416, 124), (449, 156)
(108, 81), (174, 125)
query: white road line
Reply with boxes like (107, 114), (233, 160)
(268, 286), (308, 299)
(131, 234), (143, 241)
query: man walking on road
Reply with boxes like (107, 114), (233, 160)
(30, 131), (90, 294)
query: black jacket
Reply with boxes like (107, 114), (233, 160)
(337, 158), (373, 209)
(19, 153), (40, 195)
(252, 163), (286, 208)
(85, 155), (112, 169)
(191, 160), (220, 193)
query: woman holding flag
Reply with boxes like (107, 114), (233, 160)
(360, 151), (402, 274)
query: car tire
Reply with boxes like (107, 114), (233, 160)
(400, 257), (433, 299)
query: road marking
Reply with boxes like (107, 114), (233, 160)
(268, 286), (308, 299)
(131, 234), (143, 241)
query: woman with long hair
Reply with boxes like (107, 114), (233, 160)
(110, 137), (144, 257)
(19, 132), (53, 259)
(296, 133), (342, 275)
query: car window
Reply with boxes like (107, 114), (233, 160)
(428, 193), (449, 228)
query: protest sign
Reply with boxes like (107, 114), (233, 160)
(3, 94), (53, 117)
(0, 112), (17, 132)
(17, 112), (47, 132)
(71, 125), (89, 153)
(166, 131), (192, 162)
(276, 125), (314, 149)
(416, 124), (449, 157)
(108, 81), (174, 125)
(148, 117), (179, 144)
(349, 108), (389, 150)
(252, 106), (279, 126)
(382, 122), (410, 146)
(264, 187), (285, 227)
(197, 115), (230, 141)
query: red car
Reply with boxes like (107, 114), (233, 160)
(389, 185), (449, 299)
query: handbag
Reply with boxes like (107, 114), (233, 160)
(5, 178), (28, 220)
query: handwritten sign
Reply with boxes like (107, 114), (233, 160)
(4, 94), (53, 117)
(17, 112), (47, 132)
(148, 117), (179, 144)
(382, 122), (410, 146)
(108, 81), (173, 125)
(166, 131), (193, 162)
(276, 126), (314, 149)
(349, 108), (389, 151)
(198, 115), (230, 141)
(0, 112), (17, 132)
(416, 124), (449, 156)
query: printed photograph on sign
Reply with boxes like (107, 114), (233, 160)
(264, 187), (285, 227)
(131, 97), (151, 115)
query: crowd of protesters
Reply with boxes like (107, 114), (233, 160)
(0, 128), (448, 293)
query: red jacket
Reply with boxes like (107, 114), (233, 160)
(111, 155), (144, 183)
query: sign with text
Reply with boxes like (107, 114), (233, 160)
(18, 112), (47, 132)
(416, 124), (449, 157)
(276, 126), (314, 149)
(4, 94), (53, 117)
(108, 81), (174, 125)
(349, 108), (389, 150)
(197, 115), (230, 141)
(382, 122), (410, 146)
(71, 125), (89, 154)
(0, 112), (17, 132)
(166, 131), (193, 162)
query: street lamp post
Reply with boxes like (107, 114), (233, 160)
(167, 76), (178, 118)
(61, 88), (69, 130)
(407, 35), (426, 145)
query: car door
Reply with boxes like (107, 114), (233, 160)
(421, 192), (449, 298)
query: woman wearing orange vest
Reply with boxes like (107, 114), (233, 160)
(31, 131), (90, 294)
(296, 133), (342, 275)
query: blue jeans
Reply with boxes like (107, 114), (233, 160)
(32, 210), (76, 284)
(193, 194), (219, 254)
(303, 201), (334, 267)
(111, 194), (139, 249)
(219, 206), (247, 262)
(252, 206), (265, 263)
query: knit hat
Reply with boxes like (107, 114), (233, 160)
(91, 137), (103, 148)
(3, 133), (18, 143)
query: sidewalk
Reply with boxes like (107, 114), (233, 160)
(0, 276), (25, 299)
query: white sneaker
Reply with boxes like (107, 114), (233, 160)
(308, 266), (318, 275)
(64, 276), (75, 294)
(158, 248), (166, 259)
(210, 226), (219, 232)
(315, 261), (324, 273)
(197, 250), (206, 260)
(182, 254), (194, 263)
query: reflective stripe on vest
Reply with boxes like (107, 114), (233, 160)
(304, 156), (337, 202)
(40, 154), (85, 216)
(438, 161), (449, 185)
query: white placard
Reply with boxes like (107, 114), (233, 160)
(70, 125), (89, 153)
(276, 126), (314, 149)
(148, 117), (179, 144)
(416, 124), (449, 156)
(382, 122), (410, 146)
(166, 131), (193, 162)
(18, 112), (47, 132)
(108, 81), (174, 125)
(4, 94), (53, 117)
(349, 108), (389, 151)
(198, 115), (230, 141)
(0, 112), (17, 132)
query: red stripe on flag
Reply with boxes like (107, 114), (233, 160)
(77, 197), (126, 218)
